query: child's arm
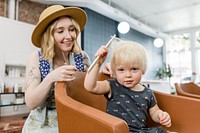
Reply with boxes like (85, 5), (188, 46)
(149, 104), (172, 127)
(84, 46), (110, 95)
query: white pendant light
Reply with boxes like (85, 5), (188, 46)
(153, 38), (164, 48)
(117, 21), (130, 34)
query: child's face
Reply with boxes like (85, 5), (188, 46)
(114, 63), (143, 90)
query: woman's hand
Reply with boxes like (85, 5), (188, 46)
(102, 62), (112, 76)
(49, 65), (77, 82)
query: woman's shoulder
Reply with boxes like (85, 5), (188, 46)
(81, 51), (89, 58)
(26, 51), (40, 71)
(28, 51), (39, 60)
(30, 51), (37, 55)
(81, 51), (91, 67)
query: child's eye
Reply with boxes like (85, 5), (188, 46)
(131, 68), (139, 72)
(117, 68), (124, 71)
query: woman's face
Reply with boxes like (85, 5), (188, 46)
(53, 16), (77, 52)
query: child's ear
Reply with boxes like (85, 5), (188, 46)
(142, 71), (145, 74)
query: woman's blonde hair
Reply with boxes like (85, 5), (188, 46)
(40, 16), (82, 61)
(110, 41), (148, 75)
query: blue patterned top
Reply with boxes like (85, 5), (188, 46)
(38, 51), (51, 80)
(38, 51), (85, 81)
(74, 53), (84, 71)
(38, 51), (89, 109)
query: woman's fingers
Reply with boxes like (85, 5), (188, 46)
(59, 65), (77, 82)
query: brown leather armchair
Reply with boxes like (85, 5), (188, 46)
(55, 72), (200, 133)
(174, 82), (200, 99)
(55, 72), (129, 133)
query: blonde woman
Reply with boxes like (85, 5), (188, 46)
(84, 41), (174, 133)
(23, 5), (90, 133)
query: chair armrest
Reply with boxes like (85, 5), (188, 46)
(152, 90), (200, 133)
(55, 82), (129, 133)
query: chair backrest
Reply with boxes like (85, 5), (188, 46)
(55, 72), (129, 133)
(180, 82), (200, 95)
(65, 72), (107, 111)
(174, 82), (200, 99)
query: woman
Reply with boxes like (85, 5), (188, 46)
(22, 5), (90, 133)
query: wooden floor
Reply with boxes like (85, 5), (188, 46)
(0, 113), (28, 133)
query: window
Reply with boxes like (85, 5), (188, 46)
(166, 33), (192, 83)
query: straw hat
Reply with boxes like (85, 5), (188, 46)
(32, 5), (87, 48)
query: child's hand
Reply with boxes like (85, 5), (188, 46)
(95, 46), (108, 65)
(158, 111), (172, 127)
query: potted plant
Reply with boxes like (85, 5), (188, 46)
(155, 63), (172, 80)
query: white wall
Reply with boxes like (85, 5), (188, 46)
(0, 16), (37, 71)
(0, 17), (37, 116)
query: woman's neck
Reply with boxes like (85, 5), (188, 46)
(53, 52), (70, 69)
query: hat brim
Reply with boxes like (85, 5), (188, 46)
(32, 7), (87, 48)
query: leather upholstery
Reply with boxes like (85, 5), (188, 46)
(174, 82), (200, 99)
(151, 90), (200, 132)
(55, 72), (200, 133)
(55, 72), (129, 133)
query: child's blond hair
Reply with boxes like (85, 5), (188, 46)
(110, 41), (148, 75)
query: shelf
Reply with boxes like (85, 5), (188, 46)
(0, 92), (25, 108)
(0, 103), (25, 107)
(5, 65), (25, 77)
(0, 92), (24, 95)
(4, 76), (25, 79)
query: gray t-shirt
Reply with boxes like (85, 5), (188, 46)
(105, 79), (167, 133)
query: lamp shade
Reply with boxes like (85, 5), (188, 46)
(117, 22), (130, 34)
(153, 38), (164, 48)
